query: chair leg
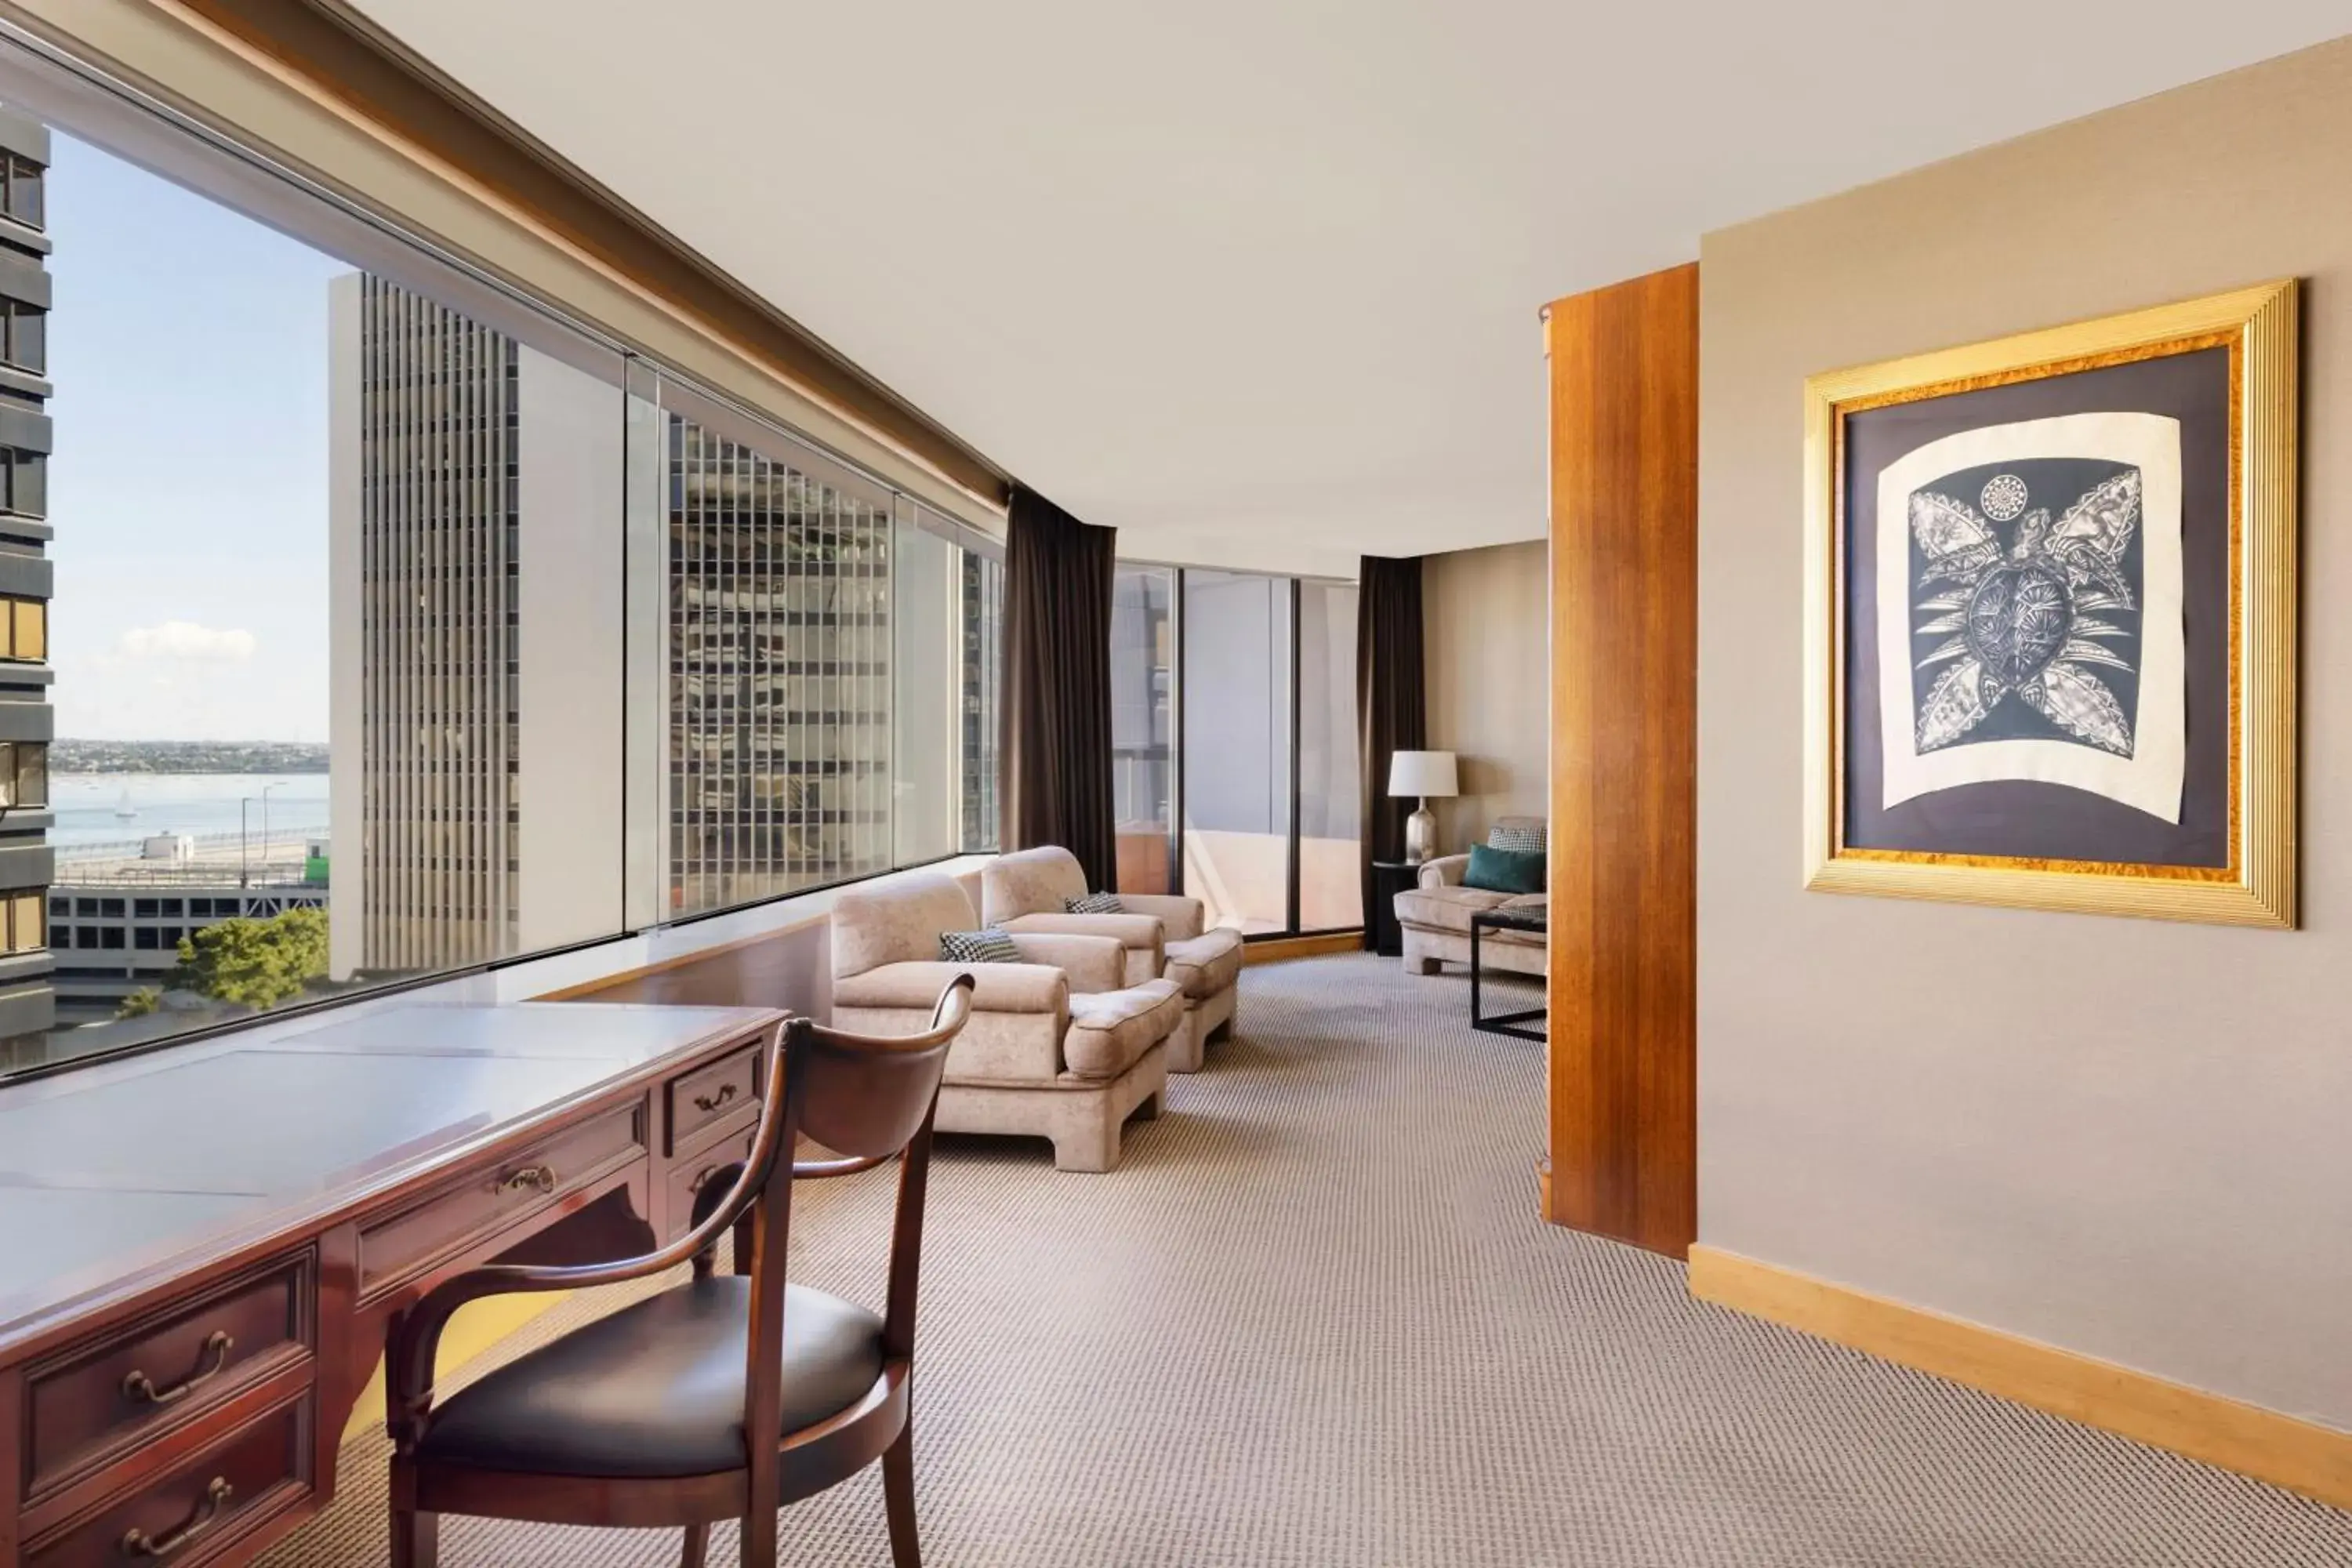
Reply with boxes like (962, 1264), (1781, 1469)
(740, 1502), (779, 1568)
(1051, 1116), (1120, 1172)
(390, 1504), (437, 1568)
(679, 1522), (710, 1568)
(883, 1424), (921, 1568)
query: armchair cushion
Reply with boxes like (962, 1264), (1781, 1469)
(980, 845), (1090, 924)
(1165, 927), (1244, 1001)
(832, 875), (981, 978)
(1064, 979), (1185, 1079)
(418, 1277), (881, 1479)
(1000, 911), (1166, 988)
(1004, 931), (1127, 996)
(1393, 884), (1512, 935)
(834, 960), (1065, 1015)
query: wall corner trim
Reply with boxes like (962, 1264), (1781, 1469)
(1686, 1245), (2352, 1510)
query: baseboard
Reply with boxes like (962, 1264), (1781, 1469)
(1242, 931), (1363, 965)
(1686, 1245), (2352, 1510)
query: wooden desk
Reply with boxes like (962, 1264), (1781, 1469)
(0, 1001), (782, 1568)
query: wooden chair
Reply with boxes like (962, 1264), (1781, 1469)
(383, 976), (976, 1568)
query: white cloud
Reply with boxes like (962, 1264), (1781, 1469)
(114, 621), (258, 663)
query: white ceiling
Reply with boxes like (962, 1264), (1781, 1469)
(354, 2), (2347, 578)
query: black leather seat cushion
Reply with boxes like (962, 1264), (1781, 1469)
(417, 1278), (885, 1478)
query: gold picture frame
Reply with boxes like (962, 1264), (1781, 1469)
(1802, 279), (2298, 927)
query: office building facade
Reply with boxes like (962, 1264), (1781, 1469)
(0, 106), (53, 1069)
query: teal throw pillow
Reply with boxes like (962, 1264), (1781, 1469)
(1463, 843), (1545, 895)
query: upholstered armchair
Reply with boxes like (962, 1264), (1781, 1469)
(980, 845), (1244, 1073)
(1392, 815), (1548, 979)
(830, 873), (1182, 1171)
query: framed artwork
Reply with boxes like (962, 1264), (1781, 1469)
(1802, 280), (2298, 927)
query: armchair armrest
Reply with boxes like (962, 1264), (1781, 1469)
(1000, 909), (1165, 953)
(1109, 892), (1205, 942)
(1003, 931), (1127, 994)
(836, 959), (1067, 1014)
(1418, 854), (1470, 889)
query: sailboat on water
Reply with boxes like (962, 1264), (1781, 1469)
(114, 786), (136, 822)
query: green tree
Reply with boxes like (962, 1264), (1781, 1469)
(115, 986), (161, 1019)
(171, 906), (329, 1010)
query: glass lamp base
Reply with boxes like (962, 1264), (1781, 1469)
(1404, 802), (1437, 865)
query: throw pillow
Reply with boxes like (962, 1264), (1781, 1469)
(1463, 843), (1545, 895)
(1065, 892), (1127, 914)
(1486, 821), (1548, 855)
(938, 928), (1022, 964)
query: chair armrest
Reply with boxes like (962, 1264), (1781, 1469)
(1418, 854), (1470, 889)
(1003, 931), (1126, 994)
(1109, 893), (1205, 942)
(836, 960), (1067, 1014)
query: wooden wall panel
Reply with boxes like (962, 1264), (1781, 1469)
(1542, 263), (1699, 1257)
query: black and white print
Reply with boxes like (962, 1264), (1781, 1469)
(1907, 459), (2143, 757)
(1874, 412), (2187, 824)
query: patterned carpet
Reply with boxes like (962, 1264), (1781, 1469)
(262, 953), (2352, 1567)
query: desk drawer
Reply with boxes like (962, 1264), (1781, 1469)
(665, 1043), (762, 1154)
(25, 1393), (310, 1568)
(358, 1103), (644, 1298)
(24, 1255), (310, 1503)
(665, 1124), (759, 1241)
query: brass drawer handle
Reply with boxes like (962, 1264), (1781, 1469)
(121, 1475), (232, 1558)
(122, 1331), (234, 1407)
(691, 1082), (738, 1113)
(497, 1164), (557, 1196)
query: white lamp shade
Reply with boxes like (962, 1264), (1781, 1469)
(1387, 750), (1458, 798)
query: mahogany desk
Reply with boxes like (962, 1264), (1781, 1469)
(0, 1001), (784, 1568)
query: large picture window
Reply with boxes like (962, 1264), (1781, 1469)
(0, 44), (1004, 1080)
(1125, 563), (1361, 939)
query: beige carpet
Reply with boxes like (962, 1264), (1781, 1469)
(263, 953), (2352, 1566)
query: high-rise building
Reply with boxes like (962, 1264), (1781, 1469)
(330, 276), (923, 958)
(663, 415), (897, 915)
(0, 105), (55, 1070)
(328, 274), (523, 977)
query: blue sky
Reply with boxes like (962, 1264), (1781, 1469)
(47, 129), (347, 741)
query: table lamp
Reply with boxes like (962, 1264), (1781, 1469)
(1387, 750), (1457, 865)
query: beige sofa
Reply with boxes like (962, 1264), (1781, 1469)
(982, 845), (1243, 1073)
(1393, 815), (1548, 979)
(829, 873), (1182, 1171)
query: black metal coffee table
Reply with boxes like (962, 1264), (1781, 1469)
(1469, 904), (1547, 1041)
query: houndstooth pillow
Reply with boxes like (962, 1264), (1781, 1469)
(1486, 822), (1547, 855)
(1065, 892), (1127, 914)
(938, 928), (1022, 964)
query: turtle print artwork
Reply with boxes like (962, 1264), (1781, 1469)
(1802, 281), (2299, 927)
(1873, 414), (2187, 828)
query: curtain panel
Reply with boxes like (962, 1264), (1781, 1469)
(1356, 554), (1428, 948)
(1000, 487), (1120, 891)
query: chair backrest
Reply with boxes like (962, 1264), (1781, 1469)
(693, 976), (974, 1425)
(830, 873), (982, 978)
(980, 844), (1088, 924)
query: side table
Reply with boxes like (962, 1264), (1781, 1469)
(1470, 903), (1548, 1040)
(1370, 860), (1419, 957)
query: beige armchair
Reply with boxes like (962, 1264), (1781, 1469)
(829, 873), (1181, 1171)
(981, 845), (1243, 1073)
(1392, 815), (1548, 979)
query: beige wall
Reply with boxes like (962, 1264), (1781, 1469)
(1698, 38), (2352, 1428)
(1425, 540), (1548, 851)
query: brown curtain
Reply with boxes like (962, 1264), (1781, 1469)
(1357, 554), (1427, 947)
(1000, 485), (1120, 892)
